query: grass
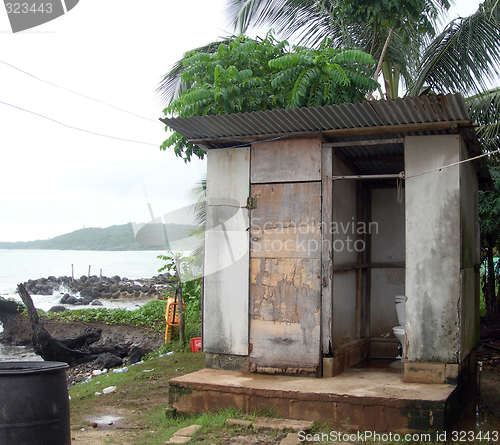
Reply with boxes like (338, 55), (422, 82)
(41, 299), (169, 331)
(68, 352), (285, 445)
(69, 352), (500, 445)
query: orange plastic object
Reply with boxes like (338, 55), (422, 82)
(164, 297), (186, 343)
(190, 337), (202, 353)
(165, 297), (185, 327)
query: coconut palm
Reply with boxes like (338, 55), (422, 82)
(226, 0), (500, 102)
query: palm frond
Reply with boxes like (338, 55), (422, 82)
(409, 0), (500, 96)
(156, 37), (236, 106)
(467, 87), (500, 158)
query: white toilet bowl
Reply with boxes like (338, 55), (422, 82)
(393, 325), (405, 346)
(393, 295), (405, 350)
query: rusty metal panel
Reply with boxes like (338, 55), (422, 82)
(161, 94), (471, 143)
(250, 182), (321, 259)
(203, 148), (250, 356)
(251, 138), (321, 183)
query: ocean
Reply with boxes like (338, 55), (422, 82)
(0, 249), (175, 361)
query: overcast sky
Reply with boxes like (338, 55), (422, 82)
(0, 0), (482, 242)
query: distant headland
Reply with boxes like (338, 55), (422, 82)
(0, 222), (198, 251)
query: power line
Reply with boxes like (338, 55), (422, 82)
(0, 100), (162, 147)
(0, 59), (160, 124)
(0, 59), (287, 149)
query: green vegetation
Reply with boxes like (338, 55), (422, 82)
(0, 222), (196, 251)
(42, 299), (169, 331)
(160, 33), (378, 161)
(479, 166), (500, 316)
(68, 352), (500, 445)
(155, 252), (203, 352)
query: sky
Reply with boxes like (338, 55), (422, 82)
(0, 0), (482, 242)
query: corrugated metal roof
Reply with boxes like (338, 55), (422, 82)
(160, 94), (472, 144)
(159, 93), (490, 186)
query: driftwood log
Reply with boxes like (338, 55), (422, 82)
(16, 284), (128, 367)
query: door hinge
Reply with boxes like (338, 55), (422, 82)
(246, 196), (257, 210)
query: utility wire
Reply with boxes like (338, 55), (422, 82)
(0, 100), (161, 147)
(0, 59), (288, 147)
(0, 59), (159, 124)
(404, 148), (500, 179)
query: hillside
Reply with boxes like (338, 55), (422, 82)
(0, 223), (198, 251)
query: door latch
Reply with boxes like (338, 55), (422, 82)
(246, 196), (257, 210)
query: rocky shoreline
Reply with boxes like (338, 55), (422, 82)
(22, 273), (176, 308)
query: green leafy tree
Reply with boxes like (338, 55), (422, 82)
(479, 166), (500, 316)
(226, 0), (500, 107)
(160, 34), (377, 161)
(226, 0), (451, 99)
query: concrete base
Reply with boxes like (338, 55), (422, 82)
(168, 364), (474, 433)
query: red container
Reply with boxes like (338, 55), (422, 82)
(190, 337), (202, 353)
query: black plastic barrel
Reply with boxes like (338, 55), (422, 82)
(0, 361), (70, 445)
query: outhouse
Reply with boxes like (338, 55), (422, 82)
(161, 94), (491, 432)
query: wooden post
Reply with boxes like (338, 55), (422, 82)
(71, 264), (74, 282)
(321, 145), (333, 356)
(174, 255), (185, 348)
(88, 265), (91, 279)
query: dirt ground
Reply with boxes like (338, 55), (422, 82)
(2, 314), (499, 444)
(68, 357), (500, 445)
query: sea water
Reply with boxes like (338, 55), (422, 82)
(0, 249), (175, 360)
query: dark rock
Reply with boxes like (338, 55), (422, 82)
(38, 286), (53, 296)
(91, 300), (103, 306)
(94, 353), (123, 369)
(111, 292), (120, 299)
(134, 291), (141, 298)
(48, 305), (67, 313)
(110, 284), (119, 293)
(80, 288), (93, 298)
(129, 346), (152, 364)
(0, 297), (23, 314)
(62, 295), (79, 305)
(101, 293), (112, 300)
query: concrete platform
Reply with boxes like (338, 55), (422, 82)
(168, 364), (467, 433)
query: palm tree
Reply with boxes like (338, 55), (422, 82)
(226, 0), (500, 103)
